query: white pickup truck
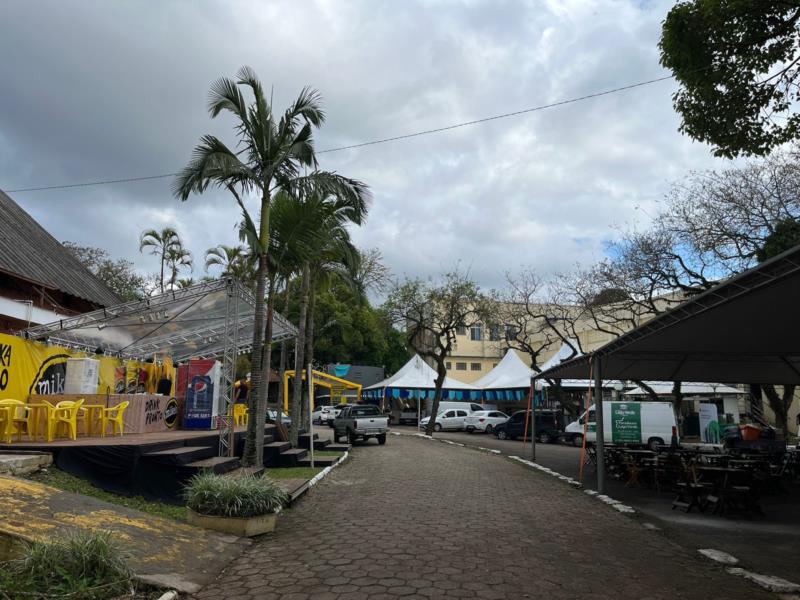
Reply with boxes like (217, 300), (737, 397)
(333, 404), (390, 445)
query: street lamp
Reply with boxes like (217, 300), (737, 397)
(532, 379), (544, 461)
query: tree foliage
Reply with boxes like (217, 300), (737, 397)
(63, 241), (145, 302)
(660, 1), (800, 157)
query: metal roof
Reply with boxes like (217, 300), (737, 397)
(0, 190), (121, 307)
(21, 278), (297, 361)
(535, 244), (800, 384)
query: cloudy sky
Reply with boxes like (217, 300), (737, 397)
(0, 0), (729, 294)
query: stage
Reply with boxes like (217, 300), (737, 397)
(0, 426), (278, 503)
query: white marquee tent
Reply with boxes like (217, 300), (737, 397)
(363, 354), (478, 401)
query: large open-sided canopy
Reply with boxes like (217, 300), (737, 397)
(536, 245), (800, 384)
(624, 382), (741, 396)
(364, 354), (477, 400)
(21, 279), (297, 362)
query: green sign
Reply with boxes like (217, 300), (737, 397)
(611, 402), (641, 444)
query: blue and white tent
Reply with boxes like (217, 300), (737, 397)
(473, 349), (533, 402)
(363, 354), (478, 401)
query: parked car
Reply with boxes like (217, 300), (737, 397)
(333, 404), (390, 444)
(327, 403), (355, 427)
(563, 402), (677, 450)
(464, 410), (509, 434)
(312, 405), (337, 425)
(266, 409), (292, 428)
(493, 410), (562, 443)
(420, 408), (470, 432)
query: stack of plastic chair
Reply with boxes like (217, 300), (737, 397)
(102, 401), (129, 437)
(0, 399), (31, 443)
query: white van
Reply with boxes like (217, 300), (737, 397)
(564, 401), (677, 451)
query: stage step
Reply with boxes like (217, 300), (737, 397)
(142, 445), (215, 465)
(297, 455), (340, 468)
(298, 434), (331, 451)
(263, 441), (292, 467)
(324, 443), (350, 453)
(184, 456), (241, 475)
(278, 448), (308, 467)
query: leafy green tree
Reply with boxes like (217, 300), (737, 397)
(63, 242), (145, 302)
(174, 66), (369, 467)
(660, 1), (800, 157)
(205, 244), (255, 288)
(166, 246), (193, 290)
(756, 218), (800, 262)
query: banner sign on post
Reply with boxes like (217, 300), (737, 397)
(611, 402), (642, 444)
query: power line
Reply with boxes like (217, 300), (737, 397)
(5, 73), (676, 194)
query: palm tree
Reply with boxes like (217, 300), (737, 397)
(173, 66), (370, 467)
(289, 190), (366, 443)
(166, 246), (193, 291)
(139, 228), (180, 294)
(176, 277), (196, 288)
(205, 244), (256, 288)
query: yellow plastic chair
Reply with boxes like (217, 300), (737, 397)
(50, 399), (85, 441)
(102, 401), (129, 437)
(233, 404), (249, 427)
(0, 399), (32, 443)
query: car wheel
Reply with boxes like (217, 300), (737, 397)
(538, 432), (551, 444)
(572, 434), (583, 448)
(466, 427), (474, 433)
(485, 424), (493, 435)
(647, 437), (664, 452)
(377, 434), (387, 445)
(497, 429), (508, 440)
(433, 423), (442, 432)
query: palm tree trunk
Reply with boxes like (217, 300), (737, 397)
(278, 284), (290, 412)
(159, 247), (166, 294)
(304, 279), (317, 428)
(242, 190), (271, 467)
(256, 274), (277, 457)
(290, 262), (310, 446)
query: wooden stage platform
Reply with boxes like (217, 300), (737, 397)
(0, 426), (280, 504)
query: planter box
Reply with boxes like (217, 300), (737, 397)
(186, 507), (278, 537)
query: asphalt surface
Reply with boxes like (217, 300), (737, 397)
(392, 425), (800, 586)
(195, 431), (772, 599)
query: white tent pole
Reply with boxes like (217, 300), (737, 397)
(308, 362), (315, 468)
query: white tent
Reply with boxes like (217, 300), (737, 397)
(625, 382), (741, 396)
(363, 354), (477, 400)
(474, 349), (534, 389)
(536, 342), (603, 389)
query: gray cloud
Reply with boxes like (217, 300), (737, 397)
(0, 0), (728, 291)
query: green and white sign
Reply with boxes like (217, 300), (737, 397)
(611, 402), (641, 444)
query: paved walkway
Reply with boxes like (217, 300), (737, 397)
(195, 435), (768, 600)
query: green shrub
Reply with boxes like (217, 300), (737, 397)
(0, 531), (132, 599)
(184, 471), (288, 518)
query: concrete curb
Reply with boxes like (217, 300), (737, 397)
(307, 450), (350, 488)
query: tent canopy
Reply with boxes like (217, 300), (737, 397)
(624, 382), (741, 396)
(474, 350), (534, 390)
(536, 245), (800, 384)
(364, 354), (476, 393)
(21, 278), (297, 362)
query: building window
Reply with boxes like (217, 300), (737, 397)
(456, 362), (467, 370)
(470, 324), (483, 341)
(445, 361), (452, 370)
(471, 362), (481, 371)
(489, 325), (501, 341)
(456, 325), (466, 335)
(505, 324), (518, 340)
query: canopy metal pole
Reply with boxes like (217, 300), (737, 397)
(594, 357), (606, 494)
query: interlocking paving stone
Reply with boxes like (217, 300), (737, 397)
(194, 435), (770, 599)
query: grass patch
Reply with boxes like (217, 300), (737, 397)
(0, 531), (135, 599)
(27, 468), (186, 521)
(264, 467), (323, 480)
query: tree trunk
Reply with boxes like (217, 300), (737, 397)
(305, 281), (317, 427)
(632, 380), (660, 402)
(425, 359), (447, 436)
(763, 384), (795, 439)
(256, 274), (277, 460)
(242, 190), (271, 467)
(671, 381), (684, 435)
(159, 247), (165, 294)
(277, 284), (290, 413)
(290, 262), (311, 446)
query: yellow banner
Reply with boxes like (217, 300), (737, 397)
(0, 333), (174, 400)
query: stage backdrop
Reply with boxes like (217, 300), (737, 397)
(0, 333), (175, 401)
